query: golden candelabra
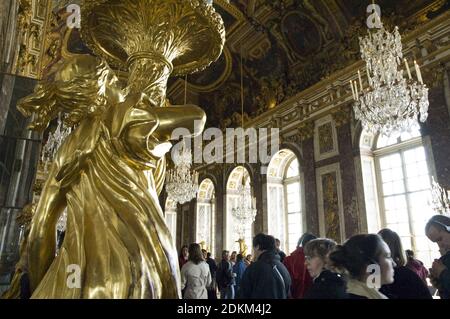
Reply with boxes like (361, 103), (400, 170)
(5, 0), (224, 299)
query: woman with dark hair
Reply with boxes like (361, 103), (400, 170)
(180, 243), (212, 299)
(303, 238), (348, 299)
(283, 233), (317, 298)
(329, 234), (395, 299)
(378, 229), (432, 299)
(179, 245), (189, 269)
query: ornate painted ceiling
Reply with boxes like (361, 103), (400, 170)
(167, 0), (448, 129)
(11, 0), (449, 130)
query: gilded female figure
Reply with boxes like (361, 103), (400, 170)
(10, 53), (205, 299)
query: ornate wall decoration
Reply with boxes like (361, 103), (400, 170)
(298, 121), (315, 141)
(332, 105), (352, 128)
(346, 195), (360, 234)
(318, 123), (334, 154)
(322, 173), (340, 242)
(314, 115), (339, 161)
(281, 132), (300, 145)
(316, 163), (345, 243)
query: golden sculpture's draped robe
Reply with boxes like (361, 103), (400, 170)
(28, 112), (180, 299)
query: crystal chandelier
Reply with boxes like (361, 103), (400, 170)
(56, 209), (68, 233)
(165, 141), (199, 205)
(351, 10), (429, 136)
(232, 179), (257, 240)
(41, 114), (72, 172)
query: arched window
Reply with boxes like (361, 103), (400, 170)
(226, 166), (254, 253)
(196, 178), (215, 254)
(360, 126), (439, 267)
(267, 149), (303, 253)
(164, 198), (177, 247)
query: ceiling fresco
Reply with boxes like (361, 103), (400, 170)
(167, 0), (448, 129)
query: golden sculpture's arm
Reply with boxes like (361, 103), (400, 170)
(150, 104), (206, 141)
(104, 94), (205, 166)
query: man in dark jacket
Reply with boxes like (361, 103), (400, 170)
(216, 250), (235, 299)
(237, 234), (291, 299)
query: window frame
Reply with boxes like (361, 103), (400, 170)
(371, 134), (438, 263)
(283, 158), (303, 253)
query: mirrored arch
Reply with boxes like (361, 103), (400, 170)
(164, 198), (177, 247)
(267, 149), (303, 253)
(226, 166), (253, 253)
(196, 178), (216, 254)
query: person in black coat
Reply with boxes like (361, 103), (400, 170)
(206, 252), (218, 299)
(237, 234), (291, 299)
(303, 238), (348, 299)
(216, 250), (235, 299)
(378, 229), (432, 299)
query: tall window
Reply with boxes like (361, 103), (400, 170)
(361, 127), (439, 267)
(267, 150), (303, 253)
(226, 167), (253, 253)
(164, 198), (177, 247)
(196, 178), (215, 254)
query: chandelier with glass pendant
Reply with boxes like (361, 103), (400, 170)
(351, 9), (429, 136)
(232, 179), (257, 240)
(231, 48), (257, 242)
(41, 114), (72, 172)
(165, 141), (199, 205)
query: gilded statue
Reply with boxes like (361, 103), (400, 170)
(4, 0), (225, 299)
(236, 238), (248, 257)
(18, 53), (206, 298)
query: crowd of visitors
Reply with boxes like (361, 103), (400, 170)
(178, 215), (450, 299)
